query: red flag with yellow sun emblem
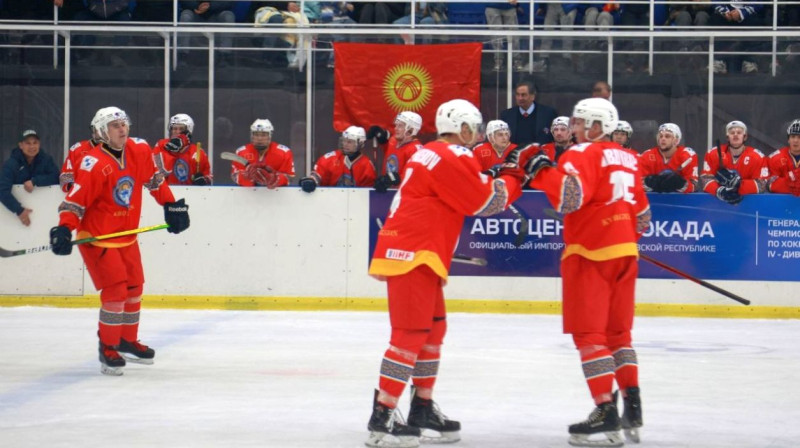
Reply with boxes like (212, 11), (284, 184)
(333, 42), (482, 134)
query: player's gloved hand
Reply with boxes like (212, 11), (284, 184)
(643, 175), (662, 192)
(715, 167), (741, 190)
(503, 147), (523, 166)
(245, 163), (277, 187)
(523, 152), (555, 180)
(164, 132), (190, 154)
(366, 126), (389, 144)
(482, 164), (504, 179)
(50, 225), (72, 256)
(496, 164), (528, 183)
(299, 177), (317, 193)
(715, 186), (743, 205)
(374, 172), (399, 193)
(191, 173), (210, 186)
(164, 198), (190, 234)
(658, 170), (688, 192)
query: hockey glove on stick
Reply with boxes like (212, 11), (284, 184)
(49, 226), (72, 256)
(299, 176), (317, 193)
(643, 175), (663, 192)
(164, 132), (191, 154)
(715, 167), (741, 190)
(164, 198), (190, 234)
(523, 152), (555, 180)
(715, 186), (743, 205)
(658, 170), (688, 192)
(366, 126), (389, 144)
(373, 172), (399, 193)
(191, 173), (210, 185)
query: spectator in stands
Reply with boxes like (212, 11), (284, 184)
(298, 126), (377, 192)
(132, 0), (173, 22)
(394, 2), (448, 45)
(486, 1), (525, 71)
(354, 2), (406, 25)
(499, 80), (558, 146)
(669, 1), (710, 28)
(0, 130), (59, 227)
(582, 3), (615, 50)
(252, 2), (314, 68)
(639, 123), (699, 193)
(591, 80), (612, 100)
(72, 0), (133, 66)
(179, 1), (235, 65)
(708, 2), (766, 74)
(535, 2), (578, 73)
(617, 1), (668, 72)
(317, 2), (357, 68)
(230, 119), (296, 188)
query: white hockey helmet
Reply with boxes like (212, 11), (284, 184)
(395, 111), (422, 137)
(435, 99), (483, 139)
(550, 116), (571, 132)
(658, 123), (682, 143)
(342, 125), (366, 145)
(251, 119), (274, 135)
(726, 120), (747, 134)
(615, 120), (633, 137)
(787, 119), (800, 136)
(485, 120), (510, 138)
(572, 98), (619, 137)
(91, 106), (130, 143)
(169, 113), (195, 134)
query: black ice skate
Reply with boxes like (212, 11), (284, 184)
(118, 339), (155, 365)
(407, 388), (461, 443)
(366, 390), (421, 448)
(98, 342), (125, 376)
(568, 402), (623, 448)
(620, 387), (643, 443)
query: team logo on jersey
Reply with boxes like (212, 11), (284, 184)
(337, 173), (355, 187)
(80, 156), (99, 172)
(385, 249), (414, 262)
(386, 155), (400, 174)
(113, 176), (135, 208)
(173, 159), (190, 183)
(383, 63), (432, 113)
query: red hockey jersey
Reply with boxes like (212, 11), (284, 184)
(379, 137), (422, 178)
(312, 150), (377, 187)
(152, 139), (211, 185)
(472, 141), (538, 172)
(58, 138), (175, 247)
(701, 144), (768, 195)
(369, 140), (523, 281)
(539, 142), (570, 162)
(60, 139), (96, 192)
(231, 142), (296, 187)
(638, 145), (699, 193)
(767, 147), (800, 177)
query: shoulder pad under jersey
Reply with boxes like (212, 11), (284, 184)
(276, 144), (291, 152)
(235, 145), (248, 154)
(131, 137), (148, 145)
(752, 148), (765, 157)
(323, 151), (337, 158)
(683, 147), (696, 156)
(69, 141), (83, 152)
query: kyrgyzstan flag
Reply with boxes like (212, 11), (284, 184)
(333, 42), (482, 134)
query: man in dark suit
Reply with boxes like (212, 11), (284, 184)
(499, 80), (558, 147)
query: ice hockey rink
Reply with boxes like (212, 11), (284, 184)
(1, 307), (798, 448)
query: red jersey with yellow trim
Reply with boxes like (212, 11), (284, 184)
(60, 139), (97, 192)
(701, 144), (768, 195)
(531, 141), (651, 262)
(380, 137), (422, 178)
(312, 150), (377, 187)
(639, 145), (699, 193)
(369, 140), (523, 281)
(58, 138), (175, 247)
(539, 142), (571, 162)
(767, 147), (800, 177)
(152, 139), (211, 185)
(231, 142), (296, 186)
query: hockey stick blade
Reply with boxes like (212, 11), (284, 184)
(220, 151), (250, 166)
(375, 218), (487, 267)
(508, 204), (528, 247)
(541, 208), (751, 306)
(0, 224), (170, 258)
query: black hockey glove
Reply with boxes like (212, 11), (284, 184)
(164, 133), (190, 154)
(523, 153), (555, 180)
(164, 198), (190, 234)
(191, 173), (210, 186)
(299, 177), (317, 193)
(716, 186), (743, 205)
(715, 167), (741, 190)
(482, 164), (503, 179)
(50, 225), (72, 256)
(366, 126), (389, 144)
(643, 175), (663, 192)
(374, 172), (399, 193)
(658, 171), (688, 193)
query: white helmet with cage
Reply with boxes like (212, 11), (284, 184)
(788, 119), (800, 136)
(395, 111), (422, 137)
(91, 107), (130, 143)
(550, 116), (571, 132)
(726, 120), (747, 134)
(615, 120), (633, 138)
(658, 122), (682, 143)
(572, 98), (619, 138)
(435, 99), (483, 141)
(342, 125), (366, 145)
(169, 113), (195, 135)
(251, 119), (274, 135)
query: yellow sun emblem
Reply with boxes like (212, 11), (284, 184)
(383, 63), (433, 112)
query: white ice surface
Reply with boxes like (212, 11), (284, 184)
(1, 308), (798, 448)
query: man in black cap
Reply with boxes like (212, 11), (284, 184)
(0, 129), (59, 226)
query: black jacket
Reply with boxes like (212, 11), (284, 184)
(499, 102), (558, 147)
(0, 148), (59, 215)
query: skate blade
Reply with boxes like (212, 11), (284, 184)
(120, 354), (154, 365)
(624, 427), (641, 443)
(365, 431), (420, 448)
(100, 364), (124, 376)
(568, 431), (624, 447)
(419, 428), (460, 444)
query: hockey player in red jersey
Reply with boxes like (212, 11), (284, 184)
(49, 107), (190, 376)
(298, 126), (377, 192)
(60, 129), (100, 192)
(764, 119), (800, 196)
(230, 119), (296, 188)
(526, 98), (651, 447)
(639, 123), (699, 193)
(366, 99), (528, 447)
(472, 119), (519, 168)
(152, 114), (212, 185)
(611, 120), (636, 152)
(368, 111), (424, 193)
(539, 116), (573, 162)
(700, 120), (770, 204)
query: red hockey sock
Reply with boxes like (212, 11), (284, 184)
(578, 346), (616, 405)
(612, 346), (639, 391)
(121, 296), (142, 342)
(378, 345), (418, 408)
(411, 344), (440, 398)
(99, 283), (126, 347)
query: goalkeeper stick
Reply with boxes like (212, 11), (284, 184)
(375, 218), (487, 267)
(542, 208), (750, 306)
(0, 224), (169, 258)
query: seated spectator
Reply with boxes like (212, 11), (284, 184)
(368, 111), (424, 192)
(582, 3), (615, 46)
(299, 126), (377, 192)
(152, 114), (212, 186)
(617, 0), (668, 72)
(540, 116), (573, 162)
(179, 1), (235, 64)
(535, 1), (578, 73)
(764, 119), (800, 196)
(486, 1), (526, 71)
(72, 0), (133, 66)
(669, 0), (710, 28)
(60, 128), (100, 192)
(699, 121), (769, 204)
(611, 120), (636, 151)
(394, 2), (448, 45)
(591, 80), (612, 100)
(253, 2), (312, 68)
(354, 2), (406, 25)
(0, 130), (59, 227)
(639, 123), (698, 193)
(708, 2), (766, 74)
(230, 119), (296, 188)
(316, 2), (358, 68)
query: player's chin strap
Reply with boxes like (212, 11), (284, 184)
(541, 208), (751, 306)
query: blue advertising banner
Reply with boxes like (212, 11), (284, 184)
(368, 191), (800, 281)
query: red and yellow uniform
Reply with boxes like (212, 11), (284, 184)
(152, 139), (210, 185)
(60, 139), (96, 192)
(638, 145), (699, 193)
(311, 150), (377, 187)
(539, 142), (570, 162)
(379, 137), (422, 178)
(472, 141), (519, 170)
(701, 144), (769, 195)
(231, 142), (295, 186)
(768, 147), (800, 177)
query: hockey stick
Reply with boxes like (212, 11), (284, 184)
(0, 224), (170, 258)
(542, 208), (751, 306)
(375, 218), (488, 267)
(508, 204), (529, 247)
(220, 151), (249, 166)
